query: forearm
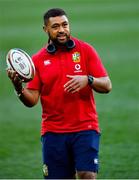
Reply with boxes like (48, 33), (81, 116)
(64, 75), (112, 94)
(16, 88), (39, 107)
(91, 76), (112, 93)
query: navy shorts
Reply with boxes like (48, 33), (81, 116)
(41, 130), (100, 179)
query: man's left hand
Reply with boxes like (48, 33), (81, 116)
(64, 75), (88, 93)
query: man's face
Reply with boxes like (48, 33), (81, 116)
(43, 15), (70, 45)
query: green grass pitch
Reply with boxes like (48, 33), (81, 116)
(0, 0), (139, 178)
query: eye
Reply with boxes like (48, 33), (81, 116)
(52, 24), (59, 29)
(63, 22), (68, 27)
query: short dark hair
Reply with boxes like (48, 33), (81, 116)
(43, 8), (67, 25)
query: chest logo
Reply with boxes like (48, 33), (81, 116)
(74, 64), (82, 73)
(72, 52), (80, 63)
(44, 60), (51, 66)
(75, 64), (81, 71)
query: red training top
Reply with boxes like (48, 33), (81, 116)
(27, 37), (108, 135)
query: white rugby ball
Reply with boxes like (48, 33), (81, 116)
(6, 48), (35, 82)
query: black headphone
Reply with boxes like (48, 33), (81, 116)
(46, 39), (75, 54)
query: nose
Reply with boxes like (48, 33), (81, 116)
(58, 25), (64, 33)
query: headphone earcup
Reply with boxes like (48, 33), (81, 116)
(47, 43), (56, 53)
(46, 39), (75, 54)
(66, 39), (75, 50)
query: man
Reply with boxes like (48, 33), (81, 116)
(7, 8), (112, 179)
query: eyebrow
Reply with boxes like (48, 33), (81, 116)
(51, 21), (68, 26)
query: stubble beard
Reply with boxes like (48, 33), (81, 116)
(48, 32), (70, 46)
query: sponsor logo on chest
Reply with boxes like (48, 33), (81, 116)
(72, 52), (82, 73)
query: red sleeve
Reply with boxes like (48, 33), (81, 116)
(26, 55), (41, 91)
(86, 43), (108, 77)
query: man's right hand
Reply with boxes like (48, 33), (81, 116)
(6, 69), (23, 93)
(6, 68), (40, 107)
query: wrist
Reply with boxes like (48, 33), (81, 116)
(14, 83), (23, 92)
(88, 75), (94, 86)
(14, 87), (24, 97)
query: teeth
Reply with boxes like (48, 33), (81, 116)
(58, 34), (66, 37)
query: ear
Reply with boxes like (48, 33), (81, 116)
(43, 25), (48, 33)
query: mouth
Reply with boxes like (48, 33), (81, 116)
(57, 34), (67, 41)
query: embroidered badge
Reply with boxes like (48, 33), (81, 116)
(43, 164), (48, 176)
(94, 158), (99, 164)
(72, 52), (80, 63)
(44, 60), (51, 66)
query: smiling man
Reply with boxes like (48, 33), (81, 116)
(43, 13), (70, 45)
(7, 8), (112, 179)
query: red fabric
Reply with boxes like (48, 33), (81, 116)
(27, 37), (108, 135)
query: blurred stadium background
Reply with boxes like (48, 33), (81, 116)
(0, 0), (139, 178)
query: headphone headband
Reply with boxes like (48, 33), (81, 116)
(46, 39), (75, 54)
